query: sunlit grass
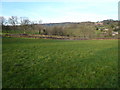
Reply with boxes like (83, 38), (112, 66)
(2, 37), (118, 88)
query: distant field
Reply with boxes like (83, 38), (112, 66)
(2, 37), (118, 88)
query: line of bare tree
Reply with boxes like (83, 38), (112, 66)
(0, 16), (119, 39)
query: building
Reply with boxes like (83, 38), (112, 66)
(95, 22), (103, 25)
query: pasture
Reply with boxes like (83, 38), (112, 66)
(2, 37), (118, 88)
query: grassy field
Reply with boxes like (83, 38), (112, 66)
(2, 37), (118, 88)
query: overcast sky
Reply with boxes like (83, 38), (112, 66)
(1, 0), (119, 23)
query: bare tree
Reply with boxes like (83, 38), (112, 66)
(8, 16), (18, 30)
(79, 24), (95, 39)
(8, 16), (18, 26)
(0, 16), (6, 26)
(20, 17), (31, 33)
(20, 17), (30, 25)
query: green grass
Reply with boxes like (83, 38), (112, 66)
(2, 37), (118, 88)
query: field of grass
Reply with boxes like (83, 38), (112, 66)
(2, 37), (118, 88)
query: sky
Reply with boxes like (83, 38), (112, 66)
(118, 1), (120, 20)
(1, 0), (120, 23)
